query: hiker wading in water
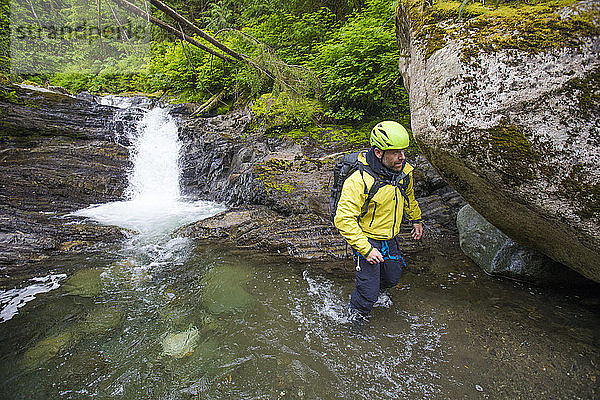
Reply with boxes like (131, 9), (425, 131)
(333, 121), (423, 323)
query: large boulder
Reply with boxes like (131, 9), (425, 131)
(395, 0), (600, 282)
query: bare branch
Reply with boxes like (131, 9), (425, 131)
(148, 0), (243, 61)
(109, 0), (237, 63)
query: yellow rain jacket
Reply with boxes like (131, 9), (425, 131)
(333, 151), (422, 257)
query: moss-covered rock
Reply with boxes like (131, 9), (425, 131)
(396, 0), (600, 281)
(398, 0), (599, 61)
(78, 307), (125, 336)
(248, 92), (325, 137)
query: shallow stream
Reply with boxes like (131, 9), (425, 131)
(1, 99), (598, 399)
(0, 239), (598, 399)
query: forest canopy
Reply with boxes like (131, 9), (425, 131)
(2, 0), (409, 125)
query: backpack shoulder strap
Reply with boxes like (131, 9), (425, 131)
(357, 162), (386, 220)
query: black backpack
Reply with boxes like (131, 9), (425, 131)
(329, 151), (410, 223)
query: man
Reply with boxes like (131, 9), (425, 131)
(334, 121), (423, 322)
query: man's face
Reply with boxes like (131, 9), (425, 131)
(375, 148), (405, 172)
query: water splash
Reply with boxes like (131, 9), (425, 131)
(301, 270), (349, 324)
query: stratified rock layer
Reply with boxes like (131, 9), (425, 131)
(396, 0), (600, 281)
(0, 84), (137, 268)
(175, 107), (466, 271)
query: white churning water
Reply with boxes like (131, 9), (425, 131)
(0, 98), (225, 323)
(0, 274), (67, 322)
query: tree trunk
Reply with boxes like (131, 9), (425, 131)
(191, 90), (225, 117)
(148, 0), (244, 62)
(109, 0), (237, 63)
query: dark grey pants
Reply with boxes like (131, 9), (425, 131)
(349, 237), (405, 316)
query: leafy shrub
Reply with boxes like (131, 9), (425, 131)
(310, 0), (410, 123)
(243, 8), (337, 65)
(249, 92), (325, 136)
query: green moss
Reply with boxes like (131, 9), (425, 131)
(247, 92), (377, 151)
(21, 332), (74, 370)
(248, 92), (325, 137)
(560, 165), (600, 219)
(264, 181), (297, 194)
(287, 124), (370, 148)
(487, 122), (541, 181)
(78, 308), (125, 337)
(398, 0), (598, 61)
(261, 158), (293, 171)
(62, 268), (104, 298)
(0, 88), (21, 104)
(254, 158), (297, 195)
(418, 24), (451, 59)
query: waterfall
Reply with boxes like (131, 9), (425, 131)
(125, 106), (182, 202)
(72, 98), (226, 238)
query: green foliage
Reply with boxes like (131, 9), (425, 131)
(0, 88), (21, 104)
(243, 8), (337, 65)
(249, 92), (325, 136)
(286, 0), (365, 19)
(0, 0), (9, 73)
(310, 0), (410, 122)
(8, 0), (152, 76)
(287, 124), (371, 149)
(202, 1), (235, 31)
(239, 0), (362, 20)
(7, 0), (412, 129)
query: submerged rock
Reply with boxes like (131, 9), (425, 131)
(62, 268), (105, 297)
(60, 350), (110, 385)
(161, 326), (199, 358)
(396, 0), (600, 282)
(20, 331), (74, 370)
(199, 262), (254, 315)
(457, 205), (587, 285)
(78, 307), (125, 336)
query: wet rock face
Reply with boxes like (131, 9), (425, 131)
(0, 84), (133, 266)
(396, 1), (600, 282)
(176, 107), (467, 268)
(1, 84), (139, 142)
(177, 109), (264, 204)
(176, 206), (353, 270)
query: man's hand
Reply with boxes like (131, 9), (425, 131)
(366, 247), (384, 264)
(411, 222), (423, 240)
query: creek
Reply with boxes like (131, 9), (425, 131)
(0, 99), (598, 399)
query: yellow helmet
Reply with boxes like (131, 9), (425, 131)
(370, 121), (410, 150)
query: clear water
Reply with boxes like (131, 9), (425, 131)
(0, 246), (598, 399)
(1, 100), (598, 399)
